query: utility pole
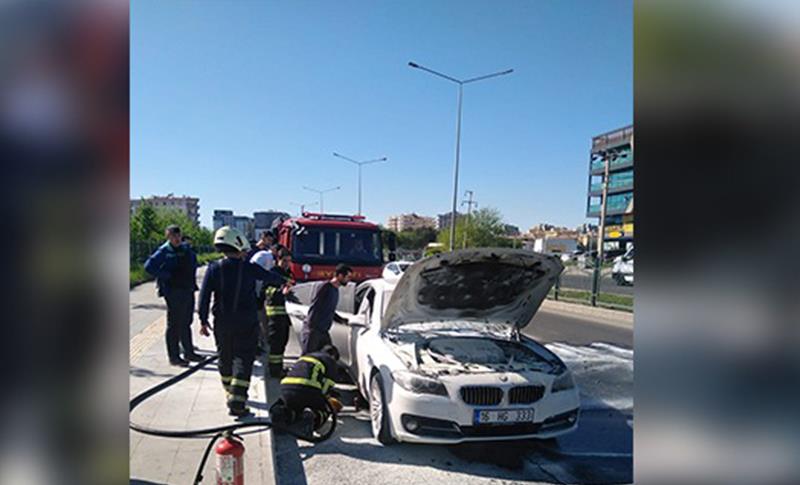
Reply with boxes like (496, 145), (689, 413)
(461, 190), (478, 249)
(289, 201), (318, 217)
(591, 150), (617, 306)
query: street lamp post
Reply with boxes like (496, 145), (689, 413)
(302, 186), (340, 215)
(408, 61), (513, 251)
(333, 152), (388, 216)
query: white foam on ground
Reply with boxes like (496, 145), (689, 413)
(546, 342), (634, 412)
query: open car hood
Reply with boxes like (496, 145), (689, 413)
(382, 248), (563, 332)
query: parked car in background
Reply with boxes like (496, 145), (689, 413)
(382, 260), (413, 282)
(286, 248), (580, 445)
(612, 246), (634, 286)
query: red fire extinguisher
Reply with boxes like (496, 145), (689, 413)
(215, 432), (244, 485)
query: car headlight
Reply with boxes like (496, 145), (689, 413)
(552, 372), (575, 393)
(392, 370), (449, 397)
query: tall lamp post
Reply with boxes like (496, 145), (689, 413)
(332, 152), (388, 216)
(302, 186), (340, 215)
(408, 61), (513, 251)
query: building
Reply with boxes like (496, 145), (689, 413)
(131, 194), (200, 225)
(503, 224), (521, 237)
(212, 210), (235, 231)
(387, 213), (438, 232)
(254, 211), (290, 236)
(437, 211), (463, 231)
(233, 216), (254, 241)
(586, 125), (634, 252)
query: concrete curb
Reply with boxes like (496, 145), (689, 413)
(540, 299), (633, 327)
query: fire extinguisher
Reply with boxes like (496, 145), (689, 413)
(215, 431), (244, 485)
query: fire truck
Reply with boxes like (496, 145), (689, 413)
(276, 213), (396, 283)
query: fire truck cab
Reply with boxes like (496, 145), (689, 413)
(276, 212), (396, 283)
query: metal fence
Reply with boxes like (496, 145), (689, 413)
(548, 259), (633, 312)
(130, 241), (216, 264)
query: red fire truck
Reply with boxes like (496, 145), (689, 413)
(276, 213), (396, 283)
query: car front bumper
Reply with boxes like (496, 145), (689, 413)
(385, 380), (581, 444)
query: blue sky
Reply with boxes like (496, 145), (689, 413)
(131, 0), (631, 230)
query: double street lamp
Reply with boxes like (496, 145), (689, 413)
(333, 152), (388, 216)
(302, 186), (340, 215)
(408, 61), (513, 251)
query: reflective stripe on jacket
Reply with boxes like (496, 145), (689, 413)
(280, 355), (336, 394)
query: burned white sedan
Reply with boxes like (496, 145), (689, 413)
(287, 248), (580, 444)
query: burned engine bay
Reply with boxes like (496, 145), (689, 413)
(386, 330), (564, 377)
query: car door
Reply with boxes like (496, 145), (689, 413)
(346, 285), (375, 380)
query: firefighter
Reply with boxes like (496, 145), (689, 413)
(198, 226), (288, 417)
(275, 345), (343, 436)
(264, 248), (298, 377)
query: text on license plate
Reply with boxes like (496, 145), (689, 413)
(474, 408), (535, 425)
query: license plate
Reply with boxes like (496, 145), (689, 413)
(474, 408), (535, 425)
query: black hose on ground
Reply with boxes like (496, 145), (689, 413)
(129, 353), (338, 481)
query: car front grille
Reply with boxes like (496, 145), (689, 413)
(460, 386), (503, 405)
(508, 385), (545, 404)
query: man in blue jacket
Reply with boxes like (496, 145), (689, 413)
(144, 225), (202, 366)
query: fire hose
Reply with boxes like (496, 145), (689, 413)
(129, 353), (337, 484)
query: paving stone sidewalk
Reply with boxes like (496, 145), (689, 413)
(130, 310), (276, 485)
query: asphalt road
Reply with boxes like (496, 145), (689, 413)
(277, 306), (634, 485)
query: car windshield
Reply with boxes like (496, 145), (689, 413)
(292, 226), (383, 265)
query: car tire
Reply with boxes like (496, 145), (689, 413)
(369, 372), (395, 445)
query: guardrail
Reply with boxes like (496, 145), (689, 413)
(549, 267), (633, 312)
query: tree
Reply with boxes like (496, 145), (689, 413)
(436, 207), (514, 249)
(396, 227), (438, 250)
(130, 203), (213, 249)
(130, 202), (160, 243)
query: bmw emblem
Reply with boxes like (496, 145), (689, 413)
(499, 375), (509, 382)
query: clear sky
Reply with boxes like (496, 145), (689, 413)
(131, 0), (631, 231)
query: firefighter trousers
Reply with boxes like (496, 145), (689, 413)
(214, 325), (258, 412)
(280, 385), (330, 428)
(266, 314), (290, 377)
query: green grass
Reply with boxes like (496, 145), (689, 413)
(130, 262), (152, 288)
(129, 252), (222, 289)
(197, 252), (222, 265)
(548, 288), (633, 312)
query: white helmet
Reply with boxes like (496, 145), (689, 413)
(214, 226), (250, 252)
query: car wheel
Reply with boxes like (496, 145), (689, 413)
(369, 372), (395, 445)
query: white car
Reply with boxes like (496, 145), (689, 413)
(382, 260), (413, 282)
(287, 248), (580, 444)
(612, 246), (634, 286)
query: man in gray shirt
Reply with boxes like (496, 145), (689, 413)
(301, 264), (352, 354)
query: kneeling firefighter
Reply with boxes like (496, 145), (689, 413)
(264, 248), (299, 377)
(198, 226), (289, 417)
(273, 345), (344, 435)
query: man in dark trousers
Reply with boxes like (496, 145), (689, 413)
(276, 345), (344, 435)
(264, 248), (298, 377)
(300, 264), (352, 354)
(144, 224), (202, 366)
(198, 226), (288, 417)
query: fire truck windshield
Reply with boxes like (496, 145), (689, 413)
(292, 227), (382, 266)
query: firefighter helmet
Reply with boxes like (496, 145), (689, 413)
(214, 226), (250, 252)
